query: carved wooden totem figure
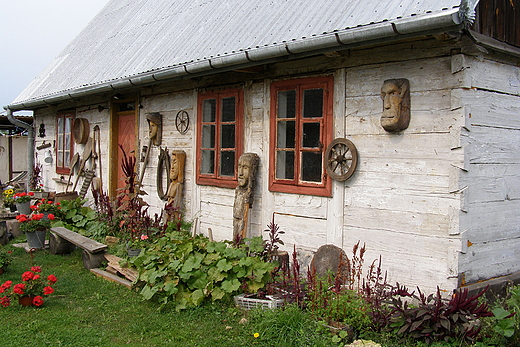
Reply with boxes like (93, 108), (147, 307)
(165, 150), (186, 221)
(380, 78), (410, 132)
(146, 112), (162, 146)
(233, 153), (259, 241)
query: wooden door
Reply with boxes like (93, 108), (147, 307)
(110, 100), (137, 197)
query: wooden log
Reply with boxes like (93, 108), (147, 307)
(90, 268), (132, 289)
(51, 227), (107, 253)
(49, 233), (76, 255)
(81, 249), (107, 269)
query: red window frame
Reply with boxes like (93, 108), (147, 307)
(269, 76), (333, 197)
(55, 112), (74, 175)
(196, 89), (244, 188)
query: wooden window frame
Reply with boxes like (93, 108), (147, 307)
(196, 89), (244, 188)
(55, 112), (75, 175)
(269, 76), (333, 197)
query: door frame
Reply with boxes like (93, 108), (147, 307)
(109, 97), (138, 198)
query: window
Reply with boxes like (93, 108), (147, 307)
(196, 89), (243, 188)
(269, 76), (333, 196)
(56, 112), (74, 174)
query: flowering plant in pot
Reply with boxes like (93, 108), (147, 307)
(2, 188), (15, 209)
(13, 192), (34, 204)
(0, 266), (58, 307)
(31, 199), (62, 216)
(16, 213), (54, 233)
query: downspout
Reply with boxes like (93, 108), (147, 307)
(6, 108), (34, 191)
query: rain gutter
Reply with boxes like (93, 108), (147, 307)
(5, 6), (470, 112)
(6, 108), (34, 191)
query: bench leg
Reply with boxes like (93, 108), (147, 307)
(82, 250), (107, 269)
(49, 233), (76, 254)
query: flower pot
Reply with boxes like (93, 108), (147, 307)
(31, 191), (49, 199)
(127, 248), (142, 257)
(15, 202), (31, 215)
(25, 229), (47, 249)
(7, 219), (23, 238)
(18, 296), (35, 307)
(9, 205), (16, 212)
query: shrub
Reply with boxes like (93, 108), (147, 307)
(130, 232), (277, 311)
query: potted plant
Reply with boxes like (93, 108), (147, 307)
(2, 188), (16, 212)
(31, 199), (62, 218)
(13, 192), (35, 215)
(15, 213), (55, 249)
(0, 248), (12, 274)
(0, 266), (58, 307)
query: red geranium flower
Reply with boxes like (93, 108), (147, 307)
(22, 271), (34, 281)
(43, 286), (54, 295)
(47, 275), (57, 284)
(32, 296), (44, 306)
(47, 214), (55, 220)
(0, 296), (10, 307)
(30, 205), (38, 210)
(28, 191), (34, 196)
(13, 283), (26, 295)
(33, 275), (40, 281)
(31, 266), (42, 273)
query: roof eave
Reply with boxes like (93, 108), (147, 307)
(5, 8), (463, 112)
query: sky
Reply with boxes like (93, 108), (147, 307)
(0, 0), (110, 114)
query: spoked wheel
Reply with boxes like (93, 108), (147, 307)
(325, 138), (358, 181)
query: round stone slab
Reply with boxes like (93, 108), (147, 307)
(310, 244), (349, 280)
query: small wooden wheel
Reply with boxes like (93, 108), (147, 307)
(325, 138), (358, 181)
(175, 110), (190, 134)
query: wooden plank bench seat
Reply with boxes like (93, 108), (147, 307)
(49, 226), (108, 269)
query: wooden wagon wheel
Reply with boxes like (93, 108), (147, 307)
(156, 147), (171, 200)
(325, 138), (358, 181)
(175, 110), (189, 134)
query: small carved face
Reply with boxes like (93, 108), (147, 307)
(170, 155), (179, 181)
(237, 157), (251, 188)
(149, 121), (159, 140)
(380, 79), (410, 132)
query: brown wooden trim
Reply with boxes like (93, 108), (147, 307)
(269, 76), (333, 197)
(196, 89), (243, 188)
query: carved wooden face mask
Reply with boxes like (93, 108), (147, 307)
(380, 79), (410, 132)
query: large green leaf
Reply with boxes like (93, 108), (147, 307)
(221, 278), (241, 293)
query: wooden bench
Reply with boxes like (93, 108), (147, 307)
(49, 227), (108, 269)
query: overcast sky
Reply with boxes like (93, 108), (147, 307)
(0, 0), (109, 114)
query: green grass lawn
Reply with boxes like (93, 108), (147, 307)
(0, 245), (268, 347)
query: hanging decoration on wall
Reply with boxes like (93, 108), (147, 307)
(73, 118), (90, 144)
(325, 138), (358, 182)
(38, 123), (46, 138)
(380, 78), (410, 132)
(146, 112), (163, 146)
(175, 110), (190, 134)
(156, 147), (171, 201)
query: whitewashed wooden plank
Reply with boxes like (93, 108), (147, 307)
(271, 213), (327, 251)
(463, 200), (520, 243)
(463, 126), (520, 164)
(460, 238), (520, 283)
(346, 57), (459, 97)
(272, 193), (328, 219)
(465, 166), (520, 203)
(461, 89), (520, 129)
(343, 229), (460, 292)
(466, 58), (520, 96)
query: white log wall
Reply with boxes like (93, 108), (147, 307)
(32, 37), (520, 294)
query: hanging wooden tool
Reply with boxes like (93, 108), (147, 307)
(73, 137), (93, 191)
(91, 126), (102, 193)
(65, 153), (80, 193)
(79, 170), (95, 198)
(156, 147), (170, 200)
(138, 138), (152, 185)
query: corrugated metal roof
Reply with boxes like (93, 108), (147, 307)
(10, 0), (465, 108)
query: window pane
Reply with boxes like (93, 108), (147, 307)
(57, 117), (63, 133)
(303, 88), (323, 118)
(276, 150), (294, 180)
(302, 122), (320, 148)
(220, 150), (235, 176)
(277, 90), (296, 119)
(277, 120), (295, 149)
(221, 124), (235, 148)
(221, 97), (236, 122)
(301, 152), (322, 182)
(64, 151), (71, 167)
(202, 124), (215, 148)
(65, 134), (71, 151)
(58, 136), (63, 151)
(201, 150), (215, 174)
(118, 102), (135, 112)
(57, 150), (64, 168)
(65, 117), (72, 133)
(203, 99), (216, 122)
